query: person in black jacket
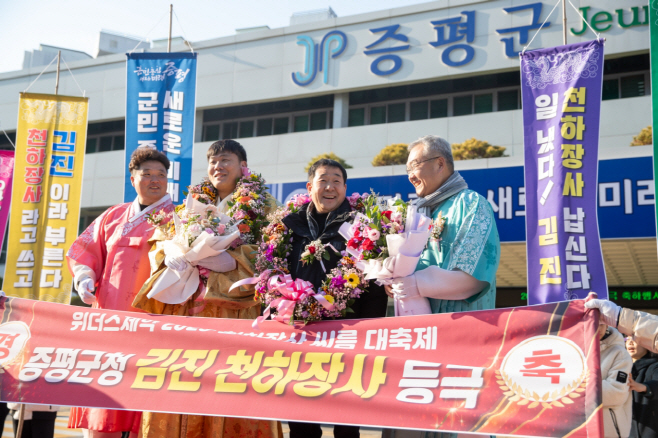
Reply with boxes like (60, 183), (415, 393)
(281, 158), (388, 438)
(626, 337), (658, 438)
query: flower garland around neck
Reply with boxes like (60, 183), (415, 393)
(187, 167), (269, 248)
(253, 192), (371, 324)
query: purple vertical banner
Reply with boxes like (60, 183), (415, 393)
(0, 150), (14, 249)
(521, 40), (607, 305)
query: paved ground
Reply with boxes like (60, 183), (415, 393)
(0, 409), (384, 438)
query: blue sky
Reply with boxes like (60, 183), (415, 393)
(0, 0), (432, 73)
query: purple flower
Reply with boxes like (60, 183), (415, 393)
(330, 276), (347, 288)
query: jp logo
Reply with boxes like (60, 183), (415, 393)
(292, 31), (347, 87)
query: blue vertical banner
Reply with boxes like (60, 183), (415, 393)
(125, 52), (197, 203)
(520, 40), (607, 304)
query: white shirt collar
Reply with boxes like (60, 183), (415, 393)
(129, 194), (171, 222)
(215, 192), (234, 215)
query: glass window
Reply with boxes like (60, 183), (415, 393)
(429, 99), (448, 118)
(273, 117), (289, 135)
(620, 74), (645, 98)
(370, 106), (386, 125)
(329, 111), (333, 129)
(348, 108), (365, 126)
(453, 95), (473, 116)
(388, 103), (406, 123)
(257, 118), (273, 137)
(474, 94), (493, 114)
(239, 121), (254, 138)
(86, 138), (97, 154)
(294, 115), (309, 132)
(410, 100), (428, 121)
(112, 135), (125, 151)
(602, 79), (620, 101)
(310, 112), (326, 131)
(204, 124), (220, 142)
(99, 136), (113, 152)
(498, 90), (519, 111)
(222, 122), (238, 139)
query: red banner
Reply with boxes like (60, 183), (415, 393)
(0, 297), (602, 437)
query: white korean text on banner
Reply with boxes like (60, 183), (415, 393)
(125, 53), (197, 203)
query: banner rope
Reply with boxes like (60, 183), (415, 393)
(60, 57), (86, 97)
(128, 10), (169, 55)
(568, 0), (602, 42)
(0, 124), (15, 149)
(521, 0), (561, 55)
(174, 10), (195, 53)
(23, 54), (58, 93)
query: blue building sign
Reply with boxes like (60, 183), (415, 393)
(290, 2), (647, 86)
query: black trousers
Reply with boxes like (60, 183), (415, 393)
(289, 421), (360, 438)
(0, 403), (8, 423)
(10, 410), (57, 438)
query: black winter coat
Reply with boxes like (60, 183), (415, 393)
(631, 355), (658, 438)
(281, 199), (388, 320)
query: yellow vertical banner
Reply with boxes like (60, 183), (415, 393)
(3, 93), (88, 303)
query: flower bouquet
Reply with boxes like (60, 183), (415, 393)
(144, 194), (240, 304)
(232, 193), (370, 327)
(251, 255), (367, 327)
(338, 194), (434, 316)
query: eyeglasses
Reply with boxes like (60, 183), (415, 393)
(406, 156), (440, 175)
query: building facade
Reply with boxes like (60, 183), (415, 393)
(0, 0), (654, 308)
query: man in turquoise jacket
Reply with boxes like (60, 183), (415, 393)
(388, 135), (501, 315)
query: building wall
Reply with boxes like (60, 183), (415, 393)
(0, 0), (648, 128)
(0, 0), (650, 208)
(81, 94), (650, 208)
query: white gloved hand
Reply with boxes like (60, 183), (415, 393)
(391, 274), (420, 299)
(196, 252), (237, 273)
(77, 277), (96, 305)
(165, 254), (189, 272)
(585, 299), (621, 327)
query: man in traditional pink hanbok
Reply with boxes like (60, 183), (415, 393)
(66, 148), (174, 438)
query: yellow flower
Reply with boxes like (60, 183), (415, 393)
(345, 273), (360, 288)
(250, 192), (259, 199)
(324, 295), (335, 304)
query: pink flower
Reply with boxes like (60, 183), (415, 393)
(216, 223), (226, 234)
(233, 209), (246, 220)
(188, 223), (203, 237)
(241, 166), (251, 177)
(289, 193), (311, 208)
(391, 211), (402, 223)
(366, 228), (381, 241)
(205, 204), (220, 216)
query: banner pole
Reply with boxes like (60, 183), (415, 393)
(562, 0), (567, 45)
(16, 404), (25, 438)
(168, 4), (173, 53)
(55, 50), (61, 95)
(650, 0), (658, 263)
